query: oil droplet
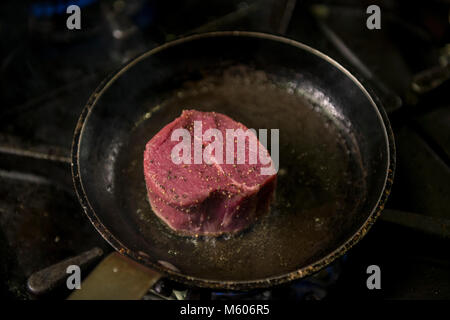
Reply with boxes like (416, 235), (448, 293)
(143, 112), (152, 119)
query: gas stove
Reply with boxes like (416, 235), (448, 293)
(0, 0), (449, 300)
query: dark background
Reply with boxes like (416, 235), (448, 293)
(0, 0), (449, 300)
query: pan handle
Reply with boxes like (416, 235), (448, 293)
(27, 247), (104, 296)
(67, 252), (162, 300)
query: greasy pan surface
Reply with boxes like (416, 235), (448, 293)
(72, 32), (395, 290)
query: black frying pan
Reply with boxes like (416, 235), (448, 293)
(72, 31), (395, 290)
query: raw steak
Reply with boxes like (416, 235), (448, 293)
(143, 110), (277, 236)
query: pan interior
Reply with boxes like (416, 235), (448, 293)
(77, 34), (389, 283)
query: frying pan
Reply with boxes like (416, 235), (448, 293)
(71, 31), (395, 291)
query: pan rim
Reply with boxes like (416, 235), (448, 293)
(71, 31), (395, 290)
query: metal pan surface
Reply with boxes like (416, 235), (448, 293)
(72, 31), (395, 290)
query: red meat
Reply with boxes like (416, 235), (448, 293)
(143, 110), (277, 236)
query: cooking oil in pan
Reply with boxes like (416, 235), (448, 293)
(117, 67), (367, 281)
